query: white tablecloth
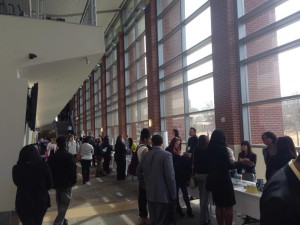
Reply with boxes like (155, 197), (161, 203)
(234, 182), (262, 219)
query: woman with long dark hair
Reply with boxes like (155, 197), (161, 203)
(262, 131), (277, 181)
(268, 136), (297, 180)
(114, 135), (127, 180)
(194, 135), (210, 225)
(168, 137), (194, 217)
(206, 130), (253, 225)
(13, 144), (52, 225)
(237, 141), (257, 175)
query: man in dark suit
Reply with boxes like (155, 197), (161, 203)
(137, 134), (177, 225)
(260, 153), (300, 225)
(47, 136), (77, 225)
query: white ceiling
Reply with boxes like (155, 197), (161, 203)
(32, 0), (124, 29)
(20, 0), (125, 130)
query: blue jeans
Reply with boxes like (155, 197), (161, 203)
(54, 187), (72, 225)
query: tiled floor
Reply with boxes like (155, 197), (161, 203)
(43, 164), (258, 225)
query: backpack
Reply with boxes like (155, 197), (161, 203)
(127, 144), (146, 176)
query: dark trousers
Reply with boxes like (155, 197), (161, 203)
(176, 183), (192, 212)
(116, 158), (126, 180)
(148, 202), (173, 225)
(92, 154), (96, 166)
(54, 188), (72, 225)
(17, 209), (46, 225)
(103, 157), (111, 174)
(138, 184), (148, 218)
(81, 159), (91, 183)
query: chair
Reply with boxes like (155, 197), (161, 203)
(241, 173), (259, 225)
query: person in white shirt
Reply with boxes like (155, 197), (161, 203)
(67, 135), (78, 158)
(47, 138), (57, 157)
(79, 136), (94, 184)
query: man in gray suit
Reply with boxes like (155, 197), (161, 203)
(137, 134), (177, 225)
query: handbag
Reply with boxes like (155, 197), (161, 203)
(189, 148), (197, 189)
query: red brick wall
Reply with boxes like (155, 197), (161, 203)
(211, 0), (284, 145)
(117, 32), (127, 137)
(101, 56), (107, 135)
(145, 0), (161, 133)
(210, 0), (242, 145)
(82, 81), (87, 134)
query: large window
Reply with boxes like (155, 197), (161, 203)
(238, 0), (300, 145)
(124, 0), (148, 141)
(105, 46), (119, 141)
(157, 0), (215, 143)
(94, 68), (102, 137)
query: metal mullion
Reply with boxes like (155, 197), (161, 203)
(238, 0), (284, 23)
(242, 94), (300, 107)
(240, 11), (300, 43)
(240, 39), (300, 65)
(157, 0), (179, 19)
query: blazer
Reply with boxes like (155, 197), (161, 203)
(47, 149), (77, 189)
(137, 146), (177, 203)
(13, 161), (52, 215)
(260, 164), (300, 225)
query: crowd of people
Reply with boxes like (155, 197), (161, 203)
(12, 128), (300, 225)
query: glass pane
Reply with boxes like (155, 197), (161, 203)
(137, 15), (145, 36)
(164, 116), (186, 142)
(188, 78), (214, 112)
(162, 30), (183, 64)
(137, 35), (146, 58)
(248, 102), (287, 145)
(126, 26), (135, 48)
(160, 57), (183, 77)
(126, 45), (136, 67)
(247, 46), (300, 102)
(186, 43), (212, 66)
(246, 21), (300, 59)
(162, 88), (184, 116)
(189, 110), (215, 137)
(161, 1), (181, 37)
(243, 0), (268, 15)
(137, 57), (147, 78)
(185, 8), (211, 50)
(187, 60), (213, 81)
(162, 73), (183, 91)
(157, 0), (174, 15)
(127, 104), (138, 122)
(139, 100), (148, 121)
(184, 0), (207, 19)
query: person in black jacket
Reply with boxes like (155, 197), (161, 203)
(13, 144), (52, 225)
(267, 136), (297, 180)
(114, 135), (127, 180)
(47, 136), (77, 225)
(260, 153), (300, 225)
(168, 137), (194, 217)
(102, 135), (112, 175)
(206, 130), (254, 225)
(94, 136), (104, 177)
(237, 141), (256, 175)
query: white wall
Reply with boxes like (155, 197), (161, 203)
(0, 67), (28, 212)
(0, 15), (105, 212)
